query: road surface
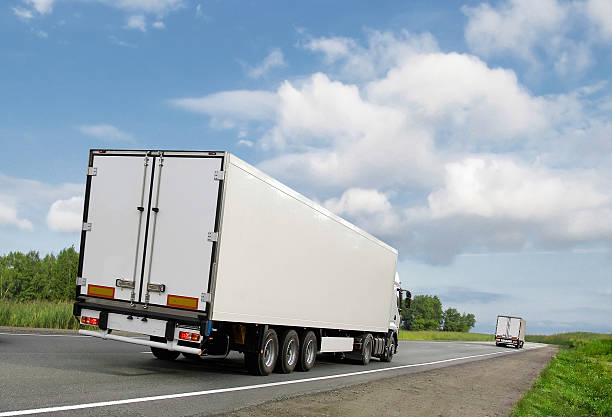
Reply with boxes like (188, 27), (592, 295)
(0, 330), (544, 416)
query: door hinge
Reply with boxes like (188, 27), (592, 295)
(147, 283), (166, 293)
(207, 232), (218, 242)
(82, 222), (92, 231)
(201, 293), (211, 303)
(214, 170), (225, 181)
(87, 167), (98, 176)
(116, 279), (135, 289)
(76, 277), (86, 286)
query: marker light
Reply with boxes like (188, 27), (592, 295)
(190, 333), (200, 341)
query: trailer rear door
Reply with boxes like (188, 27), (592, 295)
(79, 151), (223, 313)
(139, 155), (222, 312)
(80, 153), (152, 303)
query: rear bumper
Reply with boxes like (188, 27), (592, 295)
(79, 329), (202, 355)
(74, 296), (208, 328)
(495, 338), (521, 345)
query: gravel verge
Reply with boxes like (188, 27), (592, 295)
(216, 346), (557, 417)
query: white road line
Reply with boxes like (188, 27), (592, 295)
(0, 348), (540, 417)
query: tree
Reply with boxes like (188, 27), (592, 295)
(442, 308), (463, 331)
(403, 295), (443, 330)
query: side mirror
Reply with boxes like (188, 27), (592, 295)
(404, 290), (411, 309)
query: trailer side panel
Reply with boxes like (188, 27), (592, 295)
(210, 155), (397, 333)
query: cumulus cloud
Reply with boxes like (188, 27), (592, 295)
(0, 173), (82, 234)
(463, 0), (612, 75)
(0, 201), (33, 231)
(172, 30), (612, 263)
(247, 49), (286, 79)
(78, 124), (134, 142)
(152, 21), (165, 29)
(47, 196), (83, 232)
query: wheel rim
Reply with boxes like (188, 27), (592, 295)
(364, 338), (371, 360)
(286, 338), (298, 366)
(263, 337), (276, 368)
(304, 338), (315, 364)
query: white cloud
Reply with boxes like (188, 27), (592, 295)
(126, 14), (146, 32)
(169, 90), (279, 121)
(0, 173), (82, 234)
(173, 30), (612, 263)
(0, 201), (33, 231)
(463, 0), (612, 75)
(237, 139), (254, 147)
(100, 0), (184, 15)
(587, 0), (612, 40)
(47, 196), (83, 232)
(324, 188), (400, 236)
(247, 49), (286, 79)
(24, 0), (54, 14)
(78, 124), (134, 142)
(12, 7), (34, 20)
(304, 36), (356, 63)
(152, 21), (165, 29)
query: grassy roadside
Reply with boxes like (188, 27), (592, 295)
(0, 300), (79, 329)
(512, 337), (612, 417)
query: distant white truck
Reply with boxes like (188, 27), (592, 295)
(73, 149), (410, 375)
(495, 315), (525, 348)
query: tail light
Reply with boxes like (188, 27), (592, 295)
(81, 316), (99, 326)
(179, 331), (201, 341)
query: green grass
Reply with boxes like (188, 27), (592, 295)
(0, 300), (80, 329)
(526, 332), (612, 347)
(398, 330), (494, 341)
(512, 339), (612, 417)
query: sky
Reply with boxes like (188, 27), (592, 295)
(1, 0), (611, 334)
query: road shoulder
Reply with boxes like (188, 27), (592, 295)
(216, 346), (557, 417)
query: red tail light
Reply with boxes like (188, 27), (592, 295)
(179, 331), (190, 341)
(81, 316), (99, 326)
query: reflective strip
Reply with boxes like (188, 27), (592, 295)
(87, 285), (115, 299)
(167, 294), (198, 310)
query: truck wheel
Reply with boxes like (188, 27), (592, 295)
(380, 334), (395, 362)
(296, 330), (317, 372)
(245, 328), (278, 376)
(360, 334), (373, 365)
(275, 329), (299, 374)
(150, 336), (180, 360)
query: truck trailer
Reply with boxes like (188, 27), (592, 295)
(495, 315), (526, 349)
(73, 149), (409, 375)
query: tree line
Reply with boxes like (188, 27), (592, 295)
(0, 247), (78, 301)
(0, 248), (476, 332)
(401, 295), (476, 332)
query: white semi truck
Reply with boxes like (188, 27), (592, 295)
(73, 150), (410, 375)
(495, 315), (526, 349)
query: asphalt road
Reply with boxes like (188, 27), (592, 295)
(0, 331), (544, 416)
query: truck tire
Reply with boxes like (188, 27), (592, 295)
(245, 328), (278, 376)
(275, 329), (299, 374)
(360, 334), (373, 365)
(380, 334), (395, 362)
(150, 336), (180, 360)
(296, 330), (317, 372)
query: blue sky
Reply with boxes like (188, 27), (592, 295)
(1, 0), (611, 334)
